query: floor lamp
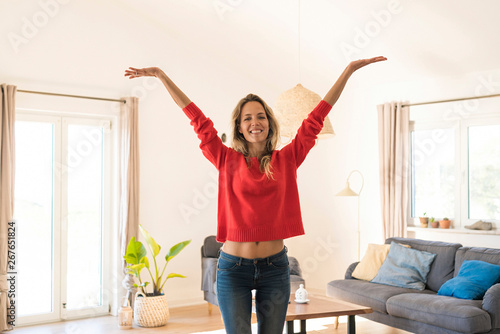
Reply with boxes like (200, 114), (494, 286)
(336, 170), (364, 261)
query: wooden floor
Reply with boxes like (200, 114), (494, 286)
(13, 303), (412, 334)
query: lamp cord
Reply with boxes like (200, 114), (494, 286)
(298, 0), (301, 83)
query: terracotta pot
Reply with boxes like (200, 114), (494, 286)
(419, 217), (429, 228)
(439, 219), (451, 229)
(430, 220), (439, 228)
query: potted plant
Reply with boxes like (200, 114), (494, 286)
(439, 217), (451, 229)
(124, 225), (191, 327)
(419, 212), (429, 228)
(429, 217), (439, 228)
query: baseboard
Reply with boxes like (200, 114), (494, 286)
(168, 296), (207, 308)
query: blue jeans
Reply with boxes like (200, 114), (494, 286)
(216, 246), (291, 334)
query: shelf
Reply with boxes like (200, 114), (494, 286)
(408, 226), (500, 236)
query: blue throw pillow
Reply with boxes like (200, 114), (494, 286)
(437, 260), (500, 300)
(371, 242), (437, 290)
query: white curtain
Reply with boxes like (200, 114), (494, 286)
(118, 97), (140, 307)
(0, 84), (16, 332)
(377, 102), (410, 240)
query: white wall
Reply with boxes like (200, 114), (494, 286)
(2, 0), (500, 308)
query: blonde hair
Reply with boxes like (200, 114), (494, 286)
(231, 94), (280, 179)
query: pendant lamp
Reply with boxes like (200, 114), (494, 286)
(274, 84), (335, 139)
(273, 0), (335, 140)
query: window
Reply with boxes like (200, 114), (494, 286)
(410, 112), (500, 227)
(467, 124), (500, 220)
(14, 112), (114, 325)
(411, 128), (456, 219)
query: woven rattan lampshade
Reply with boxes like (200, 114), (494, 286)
(274, 84), (335, 139)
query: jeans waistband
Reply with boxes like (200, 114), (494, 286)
(219, 246), (287, 265)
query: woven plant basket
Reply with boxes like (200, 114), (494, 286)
(134, 291), (170, 327)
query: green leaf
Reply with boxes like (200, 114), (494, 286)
(123, 236), (147, 265)
(140, 256), (150, 269)
(127, 263), (145, 276)
(139, 225), (161, 258)
(165, 240), (191, 263)
(127, 267), (141, 278)
(134, 282), (149, 288)
(166, 273), (186, 279)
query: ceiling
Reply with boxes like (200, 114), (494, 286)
(1, 0), (499, 93)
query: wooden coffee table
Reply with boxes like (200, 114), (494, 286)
(286, 295), (372, 334)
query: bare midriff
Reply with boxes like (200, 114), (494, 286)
(222, 239), (284, 259)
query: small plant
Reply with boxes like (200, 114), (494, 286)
(124, 224), (191, 296)
(439, 217), (452, 229)
(429, 217), (435, 223)
(419, 213), (429, 227)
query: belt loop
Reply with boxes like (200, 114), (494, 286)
(238, 258), (242, 266)
(267, 256), (271, 265)
(217, 248), (221, 258)
(284, 245), (288, 253)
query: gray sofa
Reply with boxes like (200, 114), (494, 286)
(327, 237), (500, 334)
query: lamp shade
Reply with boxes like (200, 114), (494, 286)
(274, 84), (334, 139)
(336, 181), (359, 196)
(336, 170), (364, 197)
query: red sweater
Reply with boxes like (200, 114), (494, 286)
(183, 100), (332, 243)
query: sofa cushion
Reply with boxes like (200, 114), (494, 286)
(326, 279), (435, 314)
(386, 237), (462, 292)
(352, 244), (392, 281)
(372, 242), (437, 290)
(438, 260), (500, 300)
(455, 246), (500, 275)
(386, 293), (491, 333)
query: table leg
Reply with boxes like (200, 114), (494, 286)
(286, 320), (306, 334)
(300, 320), (306, 334)
(347, 315), (356, 334)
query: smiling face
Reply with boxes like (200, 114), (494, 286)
(231, 94), (280, 161)
(238, 101), (270, 146)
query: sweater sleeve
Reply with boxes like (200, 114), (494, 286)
(281, 100), (333, 168)
(183, 102), (228, 169)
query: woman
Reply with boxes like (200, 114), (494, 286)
(124, 56), (386, 333)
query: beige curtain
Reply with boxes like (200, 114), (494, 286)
(118, 97), (140, 306)
(377, 101), (410, 240)
(0, 84), (16, 332)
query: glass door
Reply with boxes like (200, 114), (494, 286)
(61, 118), (111, 319)
(14, 115), (61, 325)
(14, 113), (112, 325)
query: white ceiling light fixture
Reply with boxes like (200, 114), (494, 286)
(274, 0), (335, 140)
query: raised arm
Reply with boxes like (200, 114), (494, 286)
(124, 67), (191, 109)
(282, 56), (387, 167)
(323, 56), (387, 106)
(125, 66), (228, 169)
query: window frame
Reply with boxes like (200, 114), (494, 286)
(460, 116), (500, 226)
(409, 112), (500, 229)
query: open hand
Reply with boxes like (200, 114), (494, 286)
(124, 67), (160, 79)
(347, 56), (387, 73)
